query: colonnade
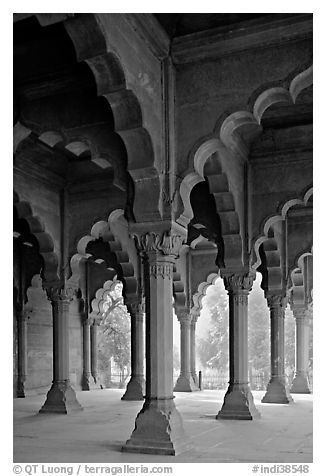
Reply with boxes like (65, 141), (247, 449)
(29, 233), (310, 454)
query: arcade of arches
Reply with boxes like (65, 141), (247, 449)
(13, 13), (313, 456)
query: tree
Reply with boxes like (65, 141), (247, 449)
(197, 282), (229, 371)
(98, 299), (131, 387)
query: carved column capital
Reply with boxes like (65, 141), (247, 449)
(292, 307), (308, 321)
(266, 294), (287, 310)
(45, 283), (75, 303)
(190, 310), (200, 326)
(127, 300), (145, 319)
(177, 308), (191, 325)
(223, 273), (255, 294)
(131, 221), (187, 258)
(83, 316), (95, 326)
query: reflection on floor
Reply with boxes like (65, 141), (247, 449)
(14, 389), (312, 463)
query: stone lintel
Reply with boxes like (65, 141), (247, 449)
(122, 399), (191, 455)
(172, 14), (312, 64)
(39, 380), (83, 414)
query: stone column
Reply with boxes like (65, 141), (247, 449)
(16, 308), (29, 398)
(122, 224), (190, 455)
(122, 301), (145, 400)
(90, 318), (102, 387)
(174, 309), (198, 392)
(190, 313), (199, 387)
(40, 288), (83, 413)
(217, 273), (260, 420)
(82, 316), (97, 390)
(290, 307), (311, 394)
(262, 295), (293, 403)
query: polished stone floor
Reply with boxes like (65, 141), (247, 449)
(13, 389), (312, 463)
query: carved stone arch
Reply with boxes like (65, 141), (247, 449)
(251, 186), (313, 270)
(90, 278), (129, 323)
(67, 217), (138, 303)
(179, 65), (312, 272)
(191, 272), (221, 317)
(288, 248), (313, 307)
(214, 65), (312, 158)
(61, 13), (161, 222)
(13, 192), (60, 286)
(178, 138), (243, 269)
(257, 234), (283, 296)
(172, 265), (187, 311)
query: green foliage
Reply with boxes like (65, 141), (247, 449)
(98, 304), (131, 386)
(196, 279), (311, 386)
(197, 282), (229, 371)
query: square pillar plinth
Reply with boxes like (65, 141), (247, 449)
(39, 380), (83, 414)
(261, 378), (293, 404)
(217, 383), (260, 420)
(122, 399), (190, 455)
(290, 372), (311, 394)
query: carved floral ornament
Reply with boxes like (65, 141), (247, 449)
(132, 227), (186, 258)
(223, 273), (255, 293)
(266, 294), (287, 310)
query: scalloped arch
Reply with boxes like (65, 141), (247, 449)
(178, 139), (243, 269)
(217, 64), (312, 156)
(62, 13), (161, 222)
(90, 279), (129, 322)
(14, 192), (60, 285)
(191, 272), (221, 317)
(178, 65), (312, 270)
(67, 215), (138, 303)
(252, 186), (313, 270)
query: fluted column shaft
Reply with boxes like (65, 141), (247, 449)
(16, 309), (28, 397)
(82, 317), (98, 390)
(40, 288), (82, 413)
(122, 224), (190, 456)
(190, 314), (199, 385)
(217, 273), (260, 420)
(262, 295), (292, 403)
(174, 310), (198, 392)
(290, 307), (311, 393)
(122, 302), (145, 400)
(90, 319), (100, 386)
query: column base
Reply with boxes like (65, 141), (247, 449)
(191, 373), (199, 386)
(39, 380), (83, 414)
(290, 373), (311, 394)
(217, 383), (261, 420)
(262, 378), (293, 403)
(82, 373), (101, 391)
(174, 374), (199, 392)
(122, 398), (191, 455)
(16, 381), (26, 398)
(121, 376), (144, 401)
